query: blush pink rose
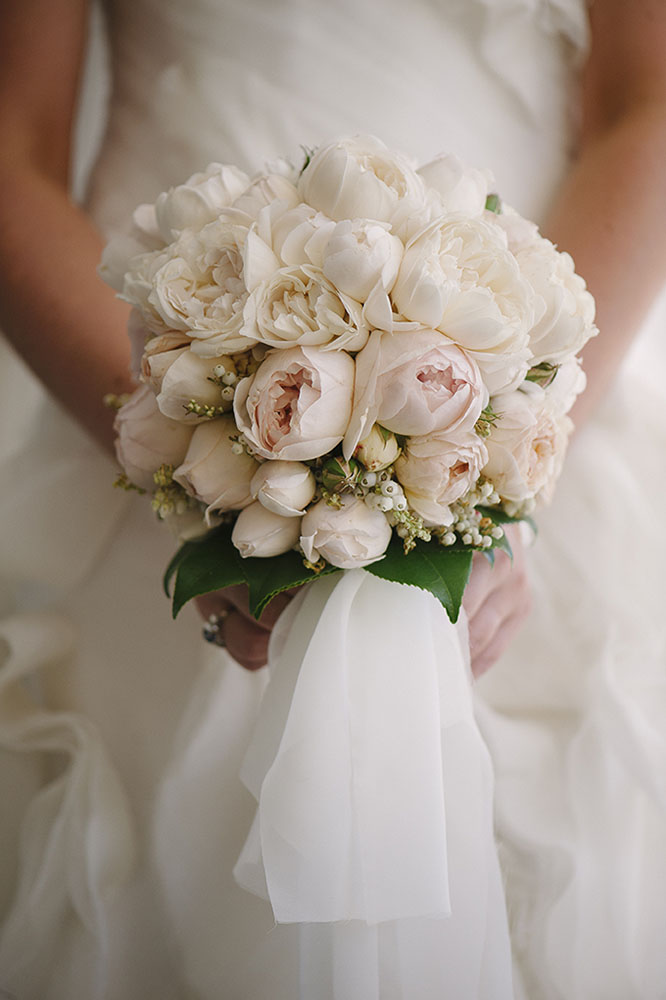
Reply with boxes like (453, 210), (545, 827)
(233, 345), (354, 461)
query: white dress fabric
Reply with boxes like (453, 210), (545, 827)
(1, 0), (665, 997)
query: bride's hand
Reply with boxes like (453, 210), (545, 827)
(463, 523), (532, 679)
(196, 586), (295, 670)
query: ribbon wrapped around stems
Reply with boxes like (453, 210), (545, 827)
(234, 571), (513, 997)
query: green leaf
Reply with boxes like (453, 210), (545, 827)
(244, 549), (341, 618)
(365, 536), (474, 623)
(485, 193), (502, 214)
(164, 522), (342, 620)
(165, 525), (245, 618)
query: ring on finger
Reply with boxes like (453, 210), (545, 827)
(202, 608), (230, 647)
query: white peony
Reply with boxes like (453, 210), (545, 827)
(299, 135), (426, 224)
(242, 264), (367, 352)
(154, 162), (250, 241)
(392, 217), (535, 393)
(322, 219), (403, 303)
(516, 238), (598, 365)
(300, 495), (392, 568)
(270, 203), (336, 268)
(417, 153), (491, 217)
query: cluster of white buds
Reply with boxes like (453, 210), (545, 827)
(361, 469), (408, 513)
(151, 464), (198, 519)
(212, 364), (239, 403)
(440, 477), (507, 550)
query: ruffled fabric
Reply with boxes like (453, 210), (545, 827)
(0, 612), (135, 999)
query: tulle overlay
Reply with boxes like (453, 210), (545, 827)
(2, 0), (666, 996)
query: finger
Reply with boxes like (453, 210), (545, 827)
(463, 549), (510, 618)
(223, 610), (270, 671)
(470, 608), (529, 679)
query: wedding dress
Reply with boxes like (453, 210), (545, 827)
(1, 0), (665, 997)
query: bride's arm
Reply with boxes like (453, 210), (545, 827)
(546, 0), (666, 423)
(0, 0), (132, 452)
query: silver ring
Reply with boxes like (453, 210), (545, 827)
(202, 609), (229, 647)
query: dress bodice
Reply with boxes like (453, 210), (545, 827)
(88, 0), (588, 235)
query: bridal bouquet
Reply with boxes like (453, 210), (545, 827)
(101, 135), (597, 944)
(102, 135), (596, 622)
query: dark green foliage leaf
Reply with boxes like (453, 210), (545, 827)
(166, 525), (246, 617)
(164, 522), (341, 619)
(365, 536), (474, 623)
(244, 550), (341, 619)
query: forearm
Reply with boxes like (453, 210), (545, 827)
(0, 164), (132, 452)
(545, 105), (666, 423)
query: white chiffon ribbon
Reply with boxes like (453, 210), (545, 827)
(234, 570), (502, 929)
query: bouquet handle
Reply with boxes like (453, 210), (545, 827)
(234, 571), (509, 940)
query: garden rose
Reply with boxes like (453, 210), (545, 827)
(395, 431), (488, 525)
(250, 460), (316, 517)
(482, 385), (571, 505)
(343, 329), (486, 457)
(154, 162), (250, 241)
(242, 265), (367, 351)
(299, 135), (426, 224)
(231, 502), (301, 557)
(300, 495), (392, 569)
(234, 345), (355, 460)
(174, 416), (258, 512)
(114, 385), (194, 490)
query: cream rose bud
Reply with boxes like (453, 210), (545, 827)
(417, 153), (491, 217)
(300, 496), (392, 569)
(174, 416), (258, 512)
(140, 331), (192, 391)
(516, 239), (598, 365)
(354, 424), (401, 472)
(156, 349), (233, 422)
(251, 461), (316, 517)
(343, 329), (486, 458)
(114, 385), (194, 490)
(231, 502), (302, 558)
(322, 219), (403, 303)
(482, 385), (571, 505)
(242, 264), (367, 352)
(395, 431), (488, 526)
(234, 345), (355, 461)
(154, 162), (250, 241)
(299, 134), (426, 223)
